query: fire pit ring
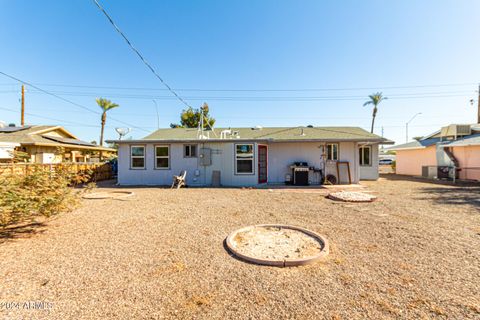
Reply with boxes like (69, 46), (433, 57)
(82, 190), (134, 200)
(226, 224), (329, 267)
(327, 191), (377, 203)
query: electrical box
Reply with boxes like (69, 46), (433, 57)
(199, 148), (212, 166)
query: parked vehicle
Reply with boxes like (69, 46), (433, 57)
(379, 158), (393, 165)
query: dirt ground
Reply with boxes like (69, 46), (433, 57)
(0, 175), (479, 319)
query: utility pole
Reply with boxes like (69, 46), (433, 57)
(381, 126), (384, 150)
(477, 84), (480, 124)
(21, 84), (25, 126)
(406, 112), (422, 143)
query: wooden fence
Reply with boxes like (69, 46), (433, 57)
(0, 162), (113, 182)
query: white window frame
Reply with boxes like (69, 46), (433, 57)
(154, 145), (170, 170)
(130, 145), (145, 169)
(184, 144), (197, 158)
(359, 145), (372, 166)
(235, 143), (254, 175)
(326, 143), (339, 161)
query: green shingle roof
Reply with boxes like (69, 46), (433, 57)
(138, 126), (392, 143)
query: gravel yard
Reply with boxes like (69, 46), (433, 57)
(1, 175), (479, 319)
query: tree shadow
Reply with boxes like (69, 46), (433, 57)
(0, 222), (47, 244)
(417, 186), (480, 209)
(380, 174), (480, 209)
(380, 173), (479, 186)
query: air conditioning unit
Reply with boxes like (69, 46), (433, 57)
(422, 166), (437, 179)
(440, 124), (471, 140)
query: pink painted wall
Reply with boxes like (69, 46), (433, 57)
(452, 145), (480, 181)
(395, 146), (437, 176)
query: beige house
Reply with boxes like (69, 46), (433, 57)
(389, 124), (480, 181)
(0, 125), (116, 163)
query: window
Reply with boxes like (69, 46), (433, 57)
(155, 145), (170, 169)
(184, 144), (197, 158)
(130, 145), (145, 169)
(359, 146), (371, 166)
(235, 144), (254, 174)
(326, 143), (339, 161)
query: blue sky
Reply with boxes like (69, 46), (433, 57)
(1, 0), (479, 144)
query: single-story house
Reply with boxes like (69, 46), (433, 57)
(0, 125), (116, 163)
(109, 126), (393, 187)
(388, 124), (480, 181)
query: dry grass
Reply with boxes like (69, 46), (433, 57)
(0, 175), (479, 319)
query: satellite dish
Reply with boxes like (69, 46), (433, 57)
(115, 127), (131, 140)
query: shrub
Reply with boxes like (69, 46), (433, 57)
(391, 160), (396, 172)
(0, 165), (90, 227)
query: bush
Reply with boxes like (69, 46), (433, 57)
(391, 160), (396, 172)
(0, 165), (90, 227)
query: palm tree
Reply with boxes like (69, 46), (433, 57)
(363, 92), (387, 133)
(96, 98), (119, 146)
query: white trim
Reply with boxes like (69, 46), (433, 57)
(130, 145), (145, 169)
(235, 143), (255, 175)
(326, 143), (339, 161)
(359, 145), (372, 166)
(183, 144), (197, 158)
(154, 145), (170, 170)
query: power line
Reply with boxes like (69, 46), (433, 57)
(2, 105), (472, 121)
(22, 89), (474, 97)
(92, 0), (191, 108)
(0, 106), (451, 130)
(0, 106), (100, 128)
(0, 71), (150, 132)
(0, 81), (477, 92)
(1, 88), (472, 101)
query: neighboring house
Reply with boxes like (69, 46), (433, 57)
(109, 126), (393, 186)
(0, 142), (20, 160)
(388, 124), (480, 181)
(0, 125), (116, 163)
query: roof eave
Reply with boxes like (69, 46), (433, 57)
(387, 146), (427, 151)
(108, 138), (391, 144)
(21, 142), (116, 152)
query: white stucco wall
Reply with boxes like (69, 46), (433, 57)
(117, 140), (373, 186)
(267, 141), (359, 184)
(117, 142), (258, 186)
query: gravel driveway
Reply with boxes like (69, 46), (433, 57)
(1, 175), (479, 319)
